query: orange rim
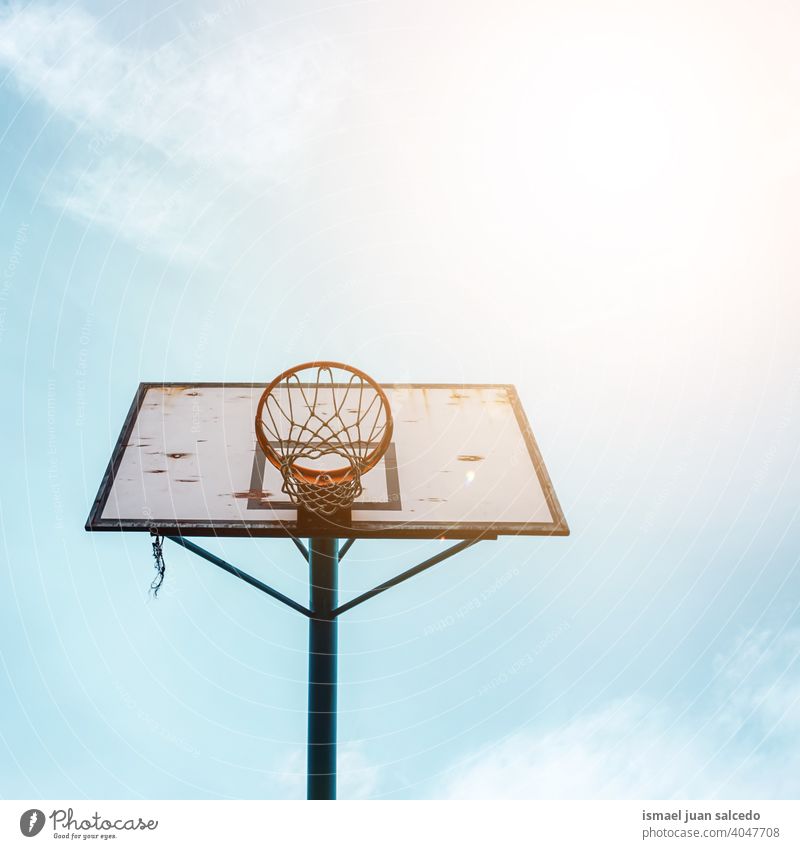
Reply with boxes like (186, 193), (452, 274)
(255, 361), (394, 487)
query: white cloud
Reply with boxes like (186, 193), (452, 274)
(439, 629), (800, 799)
(440, 700), (717, 799)
(261, 630), (800, 800)
(0, 3), (349, 259)
(51, 150), (251, 263)
(714, 628), (800, 735)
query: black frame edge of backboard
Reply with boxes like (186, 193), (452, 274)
(85, 382), (149, 534)
(85, 382), (570, 540)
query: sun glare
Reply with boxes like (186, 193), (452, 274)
(565, 83), (673, 196)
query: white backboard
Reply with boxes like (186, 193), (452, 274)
(86, 383), (568, 539)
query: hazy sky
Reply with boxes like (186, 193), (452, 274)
(1, 0), (799, 799)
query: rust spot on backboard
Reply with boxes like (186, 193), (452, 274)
(447, 390), (471, 406)
(232, 489), (273, 499)
(167, 452), (190, 459)
(457, 454), (484, 462)
(176, 478), (199, 483)
(148, 469), (168, 474)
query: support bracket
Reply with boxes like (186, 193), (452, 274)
(329, 538), (482, 618)
(167, 536), (311, 617)
(166, 535), (483, 621)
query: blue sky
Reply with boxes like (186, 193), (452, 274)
(1, 0), (799, 799)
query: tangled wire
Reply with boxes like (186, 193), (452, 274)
(150, 533), (166, 597)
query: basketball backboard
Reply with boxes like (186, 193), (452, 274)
(86, 382), (568, 539)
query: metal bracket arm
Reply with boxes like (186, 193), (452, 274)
(167, 536), (311, 617)
(290, 536), (309, 562)
(290, 537), (353, 564)
(166, 535), (482, 620)
(330, 538), (481, 618)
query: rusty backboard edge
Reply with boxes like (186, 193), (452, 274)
(84, 518), (574, 540)
(506, 384), (570, 536)
(85, 381), (570, 540)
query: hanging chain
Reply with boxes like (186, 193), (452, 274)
(150, 532), (166, 596)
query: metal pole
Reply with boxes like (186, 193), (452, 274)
(307, 537), (338, 800)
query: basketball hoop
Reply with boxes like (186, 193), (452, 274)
(88, 366), (569, 801)
(255, 362), (393, 517)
